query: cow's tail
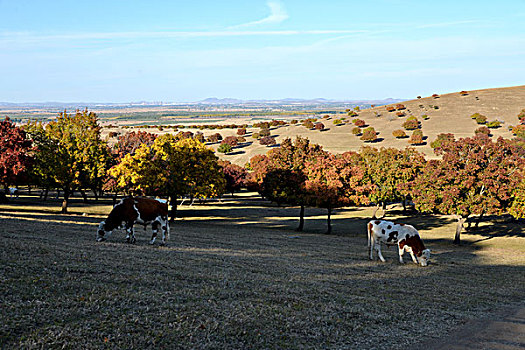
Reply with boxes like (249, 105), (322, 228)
(367, 221), (373, 248)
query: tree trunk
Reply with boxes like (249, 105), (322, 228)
(61, 188), (70, 214)
(169, 194), (178, 222)
(381, 201), (387, 210)
(80, 189), (89, 203)
(454, 216), (467, 244)
(296, 205), (305, 231)
(402, 196), (407, 213)
(326, 207), (332, 234)
(475, 210), (485, 229)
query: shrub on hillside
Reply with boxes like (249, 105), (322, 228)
(291, 119), (298, 124)
(352, 127), (362, 135)
(402, 117), (419, 130)
(396, 104), (406, 110)
(315, 122), (325, 131)
(360, 127), (377, 142)
(432, 94), (439, 98)
(386, 106), (395, 112)
(252, 132), (260, 139)
(207, 133), (223, 143)
(511, 125), (525, 138)
(392, 129), (407, 138)
(396, 112), (405, 117)
(471, 113), (484, 119)
(236, 136), (246, 143)
(430, 133), (455, 148)
(421, 114), (429, 120)
(409, 130), (424, 145)
(475, 126), (491, 136)
(353, 119), (366, 127)
(303, 120), (314, 129)
(486, 120), (501, 129)
(333, 119), (343, 126)
(237, 128), (246, 136)
(347, 111), (358, 117)
(259, 136), (276, 146)
(475, 114), (487, 124)
(217, 143), (232, 154)
(259, 128), (271, 137)
(221, 136), (239, 147)
(460, 90), (469, 96)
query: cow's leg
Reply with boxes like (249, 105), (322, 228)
(398, 246), (405, 264)
(161, 216), (169, 245)
(125, 223), (136, 244)
(376, 243), (386, 262)
(409, 250), (419, 264)
(150, 221), (159, 245)
(369, 236), (375, 260)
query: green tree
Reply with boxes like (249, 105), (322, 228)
(26, 110), (110, 213)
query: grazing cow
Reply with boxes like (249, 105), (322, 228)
(97, 197), (169, 245)
(367, 220), (430, 266)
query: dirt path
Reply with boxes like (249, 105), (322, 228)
(418, 303), (525, 350)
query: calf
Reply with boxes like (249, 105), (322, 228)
(97, 197), (170, 245)
(367, 220), (430, 266)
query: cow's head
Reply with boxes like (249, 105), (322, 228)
(96, 221), (111, 242)
(419, 249), (431, 266)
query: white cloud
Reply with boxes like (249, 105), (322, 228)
(229, 1), (289, 28)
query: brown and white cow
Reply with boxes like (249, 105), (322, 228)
(367, 220), (430, 266)
(97, 197), (170, 245)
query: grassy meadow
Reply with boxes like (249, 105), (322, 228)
(1, 192), (524, 349)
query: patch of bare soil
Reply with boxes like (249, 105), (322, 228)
(1, 194), (524, 349)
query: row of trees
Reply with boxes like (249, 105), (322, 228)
(1, 111), (524, 243)
(248, 135), (524, 243)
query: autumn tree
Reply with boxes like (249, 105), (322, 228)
(510, 179), (525, 219)
(114, 131), (157, 159)
(219, 160), (248, 196)
(359, 146), (426, 210)
(0, 117), (33, 190)
(410, 136), (525, 243)
(27, 110), (111, 213)
(110, 135), (225, 221)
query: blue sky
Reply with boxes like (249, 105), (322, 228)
(1, 0), (524, 102)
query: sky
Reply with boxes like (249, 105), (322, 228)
(1, 0), (524, 102)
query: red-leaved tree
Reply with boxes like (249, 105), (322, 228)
(0, 117), (33, 189)
(410, 136), (525, 243)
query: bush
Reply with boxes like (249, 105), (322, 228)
(392, 129), (407, 138)
(291, 120), (298, 124)
(207, 133), (222, 143)
(194, 132), (205, 143)
(430, 133), (455, 148)
(475, 126), (490, 135)
(217, 143), (232, 153)
(486, 120), (501, 129)
(259, 128), (271, 137)
(237, 128), (246, 136)
(396, 112), (405, 117)
(511, 125), (525, 138)
(421, 114), (429, 120)
(475, 114), (487, 124)
(386, 106), (395, 112)
(252, 132), (260, 139)
(347, 111), (358, 117)
(353, 119), (365, 127)
(360, 127), (377, 142)
(259, 136), (276, 146)
(108, 131), (119, 138)
(409, 130), (424, 145)
(236, 136), (246, 143)
(315, 122), (325, 131)
(352, 127), (362, 135)
(333, 119), (343, 125)
(460, 90), (469, 96)
(396, 104), (406, 110)
(402, 117), (419, 130)
(303, 120), (314, 129)
(221, 136), (239, 147)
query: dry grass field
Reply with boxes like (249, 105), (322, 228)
(1, 192), (524, 349)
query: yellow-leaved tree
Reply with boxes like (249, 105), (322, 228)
(109, 135), (225, 221)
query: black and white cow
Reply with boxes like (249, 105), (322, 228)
(97, 197), (169, 245)
(367, 220), (430, 266)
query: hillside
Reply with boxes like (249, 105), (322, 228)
(103, 85), (525, 165)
